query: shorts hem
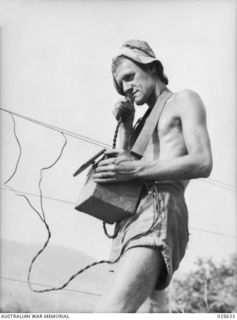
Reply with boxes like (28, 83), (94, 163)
(121, 242), (173, 290)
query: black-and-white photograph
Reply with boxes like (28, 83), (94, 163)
(0, 0), (236, 315)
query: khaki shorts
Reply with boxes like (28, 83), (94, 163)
(110, 181), (189, 290)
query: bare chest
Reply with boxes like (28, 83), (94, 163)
(158, 104), (182, 138)
(143, 103), (184, 160)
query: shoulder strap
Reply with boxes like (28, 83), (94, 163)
(131, 89), (172, 158)
(132, 106), (152, 142)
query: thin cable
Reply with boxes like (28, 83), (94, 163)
(0, 107), (110, 148)
(38, 132), (67, 221)
(103, 221), (119, 239)
(3, 114), (45, 223)
(5, 184), (46, 223)
(207, 177), (236, 189)
(1, 186), (236, 239)
(27, 258), (120, 294)
(4, 113), (22, 185)
(27, 132), (68, 293)
(189, 226), (236, 239)
(0, 187), (75, 205)
(0, 277), (101, 297)
(1, 106), (235, 191)
(199, 178), (236, 192)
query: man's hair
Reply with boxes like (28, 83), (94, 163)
(112, 56), (169, 85)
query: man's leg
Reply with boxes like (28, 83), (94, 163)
(148, 289), (169, 312)
(95, 246), (166, 313)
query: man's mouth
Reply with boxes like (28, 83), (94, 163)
(132, 90), (138, 98)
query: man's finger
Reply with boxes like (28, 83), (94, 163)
(97, 157), (116, 166)
(95, 164), (115, 173)
(93, 171), (115, 179)
(94, 178), (117, 184)
(104, 149), (122, 156)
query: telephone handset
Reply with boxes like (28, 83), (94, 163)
(115, 94), (135, 121)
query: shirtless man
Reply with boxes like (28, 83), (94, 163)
(94, 39), (212, 313)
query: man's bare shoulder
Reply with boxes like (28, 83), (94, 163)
(172, 89), (201, 104)
(170, 89), (206, 118)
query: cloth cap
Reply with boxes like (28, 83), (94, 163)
(112, 39), (168, 96)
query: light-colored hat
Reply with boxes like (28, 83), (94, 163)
(112, 39), (168, 96)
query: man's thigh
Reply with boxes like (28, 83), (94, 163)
(96, 246), (166, 313)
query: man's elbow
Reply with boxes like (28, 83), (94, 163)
(199, 156), (213, 178)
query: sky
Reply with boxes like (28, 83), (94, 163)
(0, 0), (236, 279)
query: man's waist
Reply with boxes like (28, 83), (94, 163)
(145, 179), (188, 194)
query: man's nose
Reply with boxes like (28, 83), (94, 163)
(123, 81), (133, 95)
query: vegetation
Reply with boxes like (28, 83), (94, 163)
(170, 254), (237, 313)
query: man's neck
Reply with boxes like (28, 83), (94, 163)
(147, 82), (167, 109)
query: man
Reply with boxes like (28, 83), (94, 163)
(94, 39), (212, 312)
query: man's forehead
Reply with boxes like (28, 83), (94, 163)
(114, 58), (138, 81)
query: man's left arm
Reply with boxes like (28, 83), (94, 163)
(134, 90), (213, 181)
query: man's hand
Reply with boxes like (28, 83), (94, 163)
(93, 149), (139, 183)
(113, 98), (135, 125)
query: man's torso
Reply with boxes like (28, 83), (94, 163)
(143, 90), (190, 189)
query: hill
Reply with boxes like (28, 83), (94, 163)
(0, 239), (189, 313)
(0, 238), (114, 312)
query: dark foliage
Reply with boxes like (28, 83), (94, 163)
(171, 254), (237, 313)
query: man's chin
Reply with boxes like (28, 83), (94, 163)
(135, 98), (146, 106)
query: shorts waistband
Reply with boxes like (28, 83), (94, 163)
(145, 180), (185, 195)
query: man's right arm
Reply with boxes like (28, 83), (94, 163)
(112, 98), (135, 151)
(118, 123), (134, 150)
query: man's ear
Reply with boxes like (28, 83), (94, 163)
(148, 63), (156, 76)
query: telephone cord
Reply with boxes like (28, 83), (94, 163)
(4, 112), (162, 293)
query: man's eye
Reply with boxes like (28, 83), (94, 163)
(124, 74), (134, 82)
